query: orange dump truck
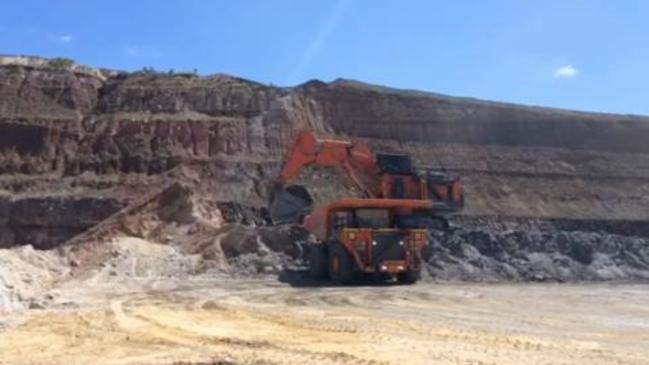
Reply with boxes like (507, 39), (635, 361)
(303, 198), (436, 284)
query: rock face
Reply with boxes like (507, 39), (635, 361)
(0, 71), (288, 177)
(305, 80), (649, 153)
(1, 56), (649, 250)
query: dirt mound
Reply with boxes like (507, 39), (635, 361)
(85, 237), (202, 282)
(56, 173), (301, 280)
(0, 246), (68, 311)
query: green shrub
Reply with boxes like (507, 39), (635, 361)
(130, 66), (161, 77)
(48, 57), (75, 70)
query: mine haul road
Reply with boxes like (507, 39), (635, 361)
(0, 279), (648, 365)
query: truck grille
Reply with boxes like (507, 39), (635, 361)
(372, 232), (406, 262)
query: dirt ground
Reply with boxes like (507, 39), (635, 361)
(1, 278), (648, 365)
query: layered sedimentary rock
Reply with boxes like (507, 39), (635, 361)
(1, 56), (649, 248)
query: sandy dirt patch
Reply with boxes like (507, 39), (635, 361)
(0, 279), (648, 365)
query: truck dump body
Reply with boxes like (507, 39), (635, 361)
(304, 198), (434, 241)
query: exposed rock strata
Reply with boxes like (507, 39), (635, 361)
(1, 56), (648, 251)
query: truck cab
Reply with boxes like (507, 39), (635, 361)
(305, 199), (433, 284)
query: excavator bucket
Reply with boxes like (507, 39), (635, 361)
(269, 184), (314, 224)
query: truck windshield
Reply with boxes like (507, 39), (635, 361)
(354, 209), (390, 229)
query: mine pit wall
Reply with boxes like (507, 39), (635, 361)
(0, 117), (287, 177)
(0, 66), (297, 249)
(303, 81), (649, 154)
(0, 64), (102, 120)
(0, 62), (296, 178)
(1, 60), (649, 249)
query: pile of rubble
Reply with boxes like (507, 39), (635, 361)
(0, 245), (69, 311)
(426, 228), (649, 281)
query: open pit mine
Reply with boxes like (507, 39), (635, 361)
(0, 56), (648, 365)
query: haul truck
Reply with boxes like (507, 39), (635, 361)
(303, 198), (436, 284)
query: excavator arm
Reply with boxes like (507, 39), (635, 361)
(277, 131), (380, 197)
(269, 131), (382, 223)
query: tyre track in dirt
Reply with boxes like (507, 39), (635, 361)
(1, 279), (649, 365)
(107, 280), (649, 365)
(112, 294), (381, 365)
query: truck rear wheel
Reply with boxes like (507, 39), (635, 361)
(309, 244), (329, 280)
(329, 243), (355, 284)
(397, 266), (421, 284)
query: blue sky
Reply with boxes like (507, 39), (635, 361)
(0, 0), (647, 115)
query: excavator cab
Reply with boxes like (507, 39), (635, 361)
(375, 153), (413, 175)
(376, 154), (464, 211)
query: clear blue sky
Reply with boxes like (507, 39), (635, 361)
(1, 0), (648, 115)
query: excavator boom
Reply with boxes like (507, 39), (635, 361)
(277, 131), (377, 195)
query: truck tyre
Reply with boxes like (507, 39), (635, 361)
(397, 266), (421, 284)
(309, 244), (329, 280)
(329, 243), (355, 284)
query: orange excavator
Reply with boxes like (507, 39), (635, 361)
(269, 131), (464, 225)
(269, 131), (464, 283)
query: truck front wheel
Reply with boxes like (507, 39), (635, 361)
(309, 244), (329, 280)
(329, 243), (355, 284)
(397, 266), (421, 284)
